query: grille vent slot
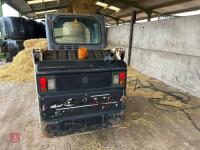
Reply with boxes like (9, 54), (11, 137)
(59, 45), (79, 51)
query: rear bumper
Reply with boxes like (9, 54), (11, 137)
(41, 110), (125, 137)
(38, 89), (126, 136)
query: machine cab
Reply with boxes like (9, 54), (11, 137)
(45, 13), (106, 51)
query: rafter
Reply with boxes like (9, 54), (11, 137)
(25, 0), (34, 13)
(22, 4), (68, 14)
(97, 12), (126, 23)
(115, 0), (196, 19)
(114, 0), (162, 15)
(165, 5), (200, 14)
(151, 0), (195, 9)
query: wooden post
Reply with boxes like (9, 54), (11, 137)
(148, 8), (152, 22)
(127, 11), (136, 66)
(116, 18), (119, 25)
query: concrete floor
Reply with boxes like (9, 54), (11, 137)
(0, 67), (200, 150)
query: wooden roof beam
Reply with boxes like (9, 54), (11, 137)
(97, 12), (126, 23)
(165, 5), (200, 14)
(116, 0), (196, 19)
(119, 3), (200, 19)
(22, 4), (68, 14)
(152, 0), (196, 9)
(114, 0), (162, 15)
(25, 0), (34, 13)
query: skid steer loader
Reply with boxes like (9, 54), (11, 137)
(33, 13), (127, 137)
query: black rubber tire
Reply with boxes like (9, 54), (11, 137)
(40, 120), (62, 138)
(5, 52), (12, 62)
(40, 121), (55, 138)
(0, 17), (27, 39)
(4, 40), (24, 61)
(26, 20), (35, 39)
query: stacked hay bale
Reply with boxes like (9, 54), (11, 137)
(0, 39), (47, 82)
(57, 0), (97, 14)
(71, 0), (97, 14)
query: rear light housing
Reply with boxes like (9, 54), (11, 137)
(112, 72), (126, 87)
(39, 77), (56, 92)
(39, 77), (47, 92)
(119, 72), (126, 87)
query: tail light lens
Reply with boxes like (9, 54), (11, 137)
(113, 74), (120, 85)
(119, 72), (126, 87)
(113, 72), (126, 87)
(47, 78), (56, 90)
(39, 77), (47, 92)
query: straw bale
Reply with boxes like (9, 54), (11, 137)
(71, 0), (97, 14)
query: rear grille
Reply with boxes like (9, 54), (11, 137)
(42, 50), (111, 61)
(56, 72), (112, 91)
(67, 51), (77, 60)
(59, 46), (65, 50)
(59, 45), (79, 51)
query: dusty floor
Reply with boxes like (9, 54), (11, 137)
(0, 63), (200, 150)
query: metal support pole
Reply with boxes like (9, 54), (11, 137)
(0, 0), (3, 17)
(127, 11), (136, 66)
(0, 0), (3, 42)
(18, 12), (22, 17)
(116, 18), (119, 26)
(147, 8), (152, 22)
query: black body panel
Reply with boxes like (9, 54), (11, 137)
(39, 89), (125, 122)
(35, 56), (127, 136)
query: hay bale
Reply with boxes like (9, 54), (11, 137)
(0, 39), (47, 82)
(70, 0), (97, 14)
(33, 39), (48, 52)
(24, 38), (47, 49)
(57, 0), (97, 14)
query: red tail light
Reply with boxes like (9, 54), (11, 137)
(119, 72), (125, 80)
(119, 72), (126, 87)
(39, 77), (47, 92)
